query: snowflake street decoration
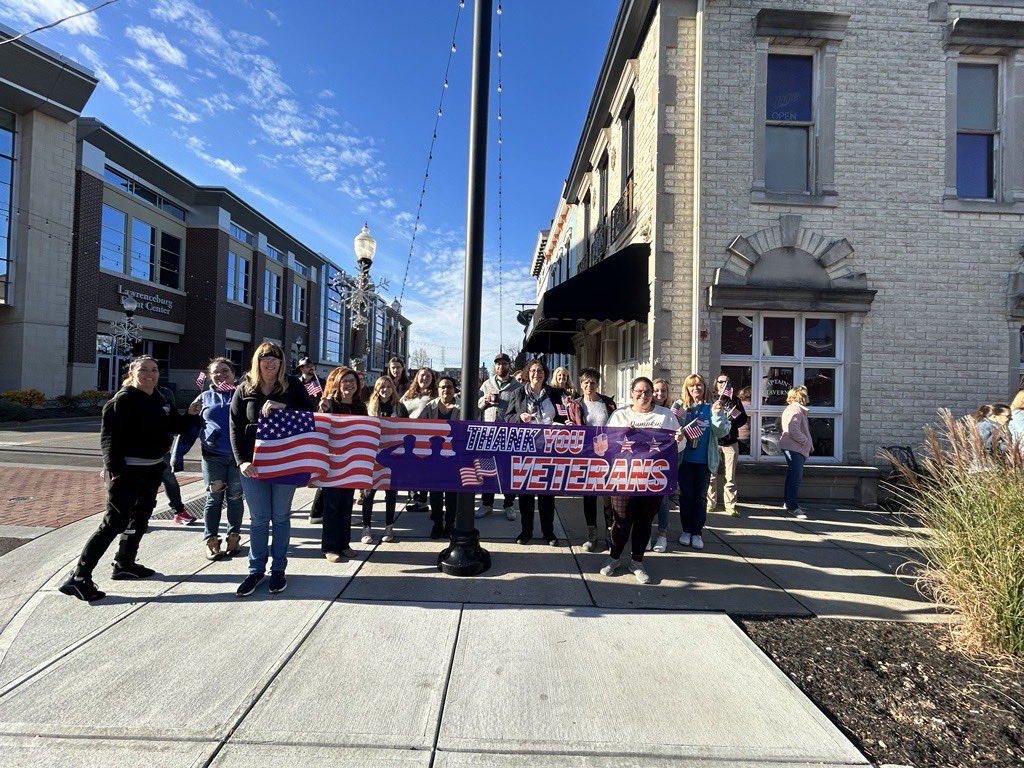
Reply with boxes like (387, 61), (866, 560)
(331, 269), (389, 331)
(108, 315), (142, 356)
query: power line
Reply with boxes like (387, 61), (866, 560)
(0, 0), (121, 47)
(398, 0), (466, 304)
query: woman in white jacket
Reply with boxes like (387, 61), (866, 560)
(779, 386), (814, 519)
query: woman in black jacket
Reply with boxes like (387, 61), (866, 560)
(503, 359), (571, 546)
(60, 356), (201, 602)
(706, 372), (749, 516)
(318, 366), (367, 562)
(230, 342), (315, 597)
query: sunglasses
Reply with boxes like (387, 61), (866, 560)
(259, 353), (282, 360)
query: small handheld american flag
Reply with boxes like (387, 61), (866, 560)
(304, 378), (322, 397)
(195, 371), (207, 388)
(683, 418), (705, 441)
(720, 385), (734, 400)
(215, 379), (236, 393)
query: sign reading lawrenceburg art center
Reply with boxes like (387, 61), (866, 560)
(252, 412), (678, 496)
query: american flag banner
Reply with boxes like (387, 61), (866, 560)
(304, 378), (322, 397)
(251, 411), (381, 488)
(458, 457), (500, 488)
(195, 371), (207, 388)
(726, 405), (739, 420)
(683, 418), (706, 441)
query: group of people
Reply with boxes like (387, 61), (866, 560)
(58, 344), (815, 601)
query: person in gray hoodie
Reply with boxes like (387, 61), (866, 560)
(475, 352), (522, 519)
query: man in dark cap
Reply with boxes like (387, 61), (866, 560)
(475, 352), (522, 520)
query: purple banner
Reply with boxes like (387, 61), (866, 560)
(252, 413), (677, 495)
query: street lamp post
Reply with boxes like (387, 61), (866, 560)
(109, 295), (142, 358)
(331, 223), (388, 372)
(438, 0), (492, 576)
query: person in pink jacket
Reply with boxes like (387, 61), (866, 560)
(779, 386), (813, 519)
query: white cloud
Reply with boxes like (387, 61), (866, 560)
(318, 88), (335, 99)
(122, 78), (155, 122)
(124, 53), (181, 99)
(165, 101), (199, 124)
(256, 98), (314, 146)
(197, 93), (237, 116)
(125, 25), (187, 67)
(76, 43), (119, 93)
(265, 9), (281, 26)
(0, 0), (101, 35)
(228, 29), (267, 51)
(184, 135), (246, 179)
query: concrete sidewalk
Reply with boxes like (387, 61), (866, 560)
(0, 490), (941, 766)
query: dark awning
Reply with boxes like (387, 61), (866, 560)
(524, 242), (650, 353)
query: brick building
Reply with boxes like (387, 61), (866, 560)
(524, 0), (1024, 502)
(0, 28), (408, 398)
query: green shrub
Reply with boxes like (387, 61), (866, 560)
(0, 388), (45, 408)
(0, 399), (31, 421)
(887, 409), (1024, 659)
(75, 389), (111, 407)
(57, 394), (81, 408)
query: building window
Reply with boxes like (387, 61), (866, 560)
(765, 53), (814, 194)
(615, 322), (639, 406)
(227, 250), (251, 304)
(129, 218), (156, 282)
(322, 264), (344, 363)
(266, 243), (285, 263)
(0, 109), (12, 304)
(957, 62), (999, 199)
(264, 269), (282, 315)
(620, 100), (634, 189)
(719, 312), (843, 461)
(225, 345), (246, 372)
(230, 222), (254, 246)
(104, 166), (186, 220)
(597, 152), (609, 223)
(293, 260), (310, 277)
(159, 232), (181, 289)
(292, 282), (307, 324)
(100, 204), (127, 272)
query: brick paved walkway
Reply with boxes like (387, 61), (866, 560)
(0, 467), (200, 528)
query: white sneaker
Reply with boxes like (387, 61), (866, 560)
(475, 504), (493, 519)
(360, 526), (373, 544)
(503, 505), (517, 521)
(653, 534), (668, 553)
(678, 532), (692, 547)
(582, 527), (598, 552)
(691, 534), (704, 550)
(793, 507), (807, 519)
(381, 525), (395, 543)
(629, 559), (651, 584)
(599, 557), (621, 576)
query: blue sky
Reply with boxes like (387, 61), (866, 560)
(1, 0), (618, 365)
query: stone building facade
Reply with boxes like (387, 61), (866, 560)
(525, 0), (1024, 501)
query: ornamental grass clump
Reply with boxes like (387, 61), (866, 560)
(886, 409), (1024, 659)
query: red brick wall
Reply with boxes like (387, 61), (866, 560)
(68, 170), (103, 365)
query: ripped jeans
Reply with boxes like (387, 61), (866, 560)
(201, 452), (244, 539)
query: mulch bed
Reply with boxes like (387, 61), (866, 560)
(738, 617), (1024, 768)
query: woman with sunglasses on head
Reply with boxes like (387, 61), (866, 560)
(504, 359), (572, 546)
(230, 342), (315, 597)
(362, 375), (408, 544)
(676, 373), (730, 550)
(400, 367), (439, 513)
(60, 356), (201, 602)
(419, 375), (461, 539)
(706, 372), (748, 516)
(599, 376), (685, 584)
(574, 367), (617, 551)
(317, 366), (368, 561)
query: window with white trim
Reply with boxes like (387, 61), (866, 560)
(719, 312), (843, 461)
(292, 281), (307, 324)
(765, 51), (815, 194)
(264, 269), (282, 315)
(615, 321), (639, 406)
(227, 250), (250, 304)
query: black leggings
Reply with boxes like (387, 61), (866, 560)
(362, 489), (397, 527)
(583, 496), (613, 529)
(518, 494), (556, 540)
(74, 464), (165, 578)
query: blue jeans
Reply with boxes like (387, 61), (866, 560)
(202, 453), (243, 538)
(161, 453), (183, 511)
(656, 494), (670, 532)
(783, 450), (806, 511)
(240, 477), (296, 574)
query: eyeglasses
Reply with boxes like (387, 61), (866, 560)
(632, 389), (653, 397)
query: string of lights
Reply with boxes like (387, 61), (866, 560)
(496, 0), (505, 353)
(397, 0), (466, 305)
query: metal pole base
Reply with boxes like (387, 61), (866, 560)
(437, 526), (491, 576)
